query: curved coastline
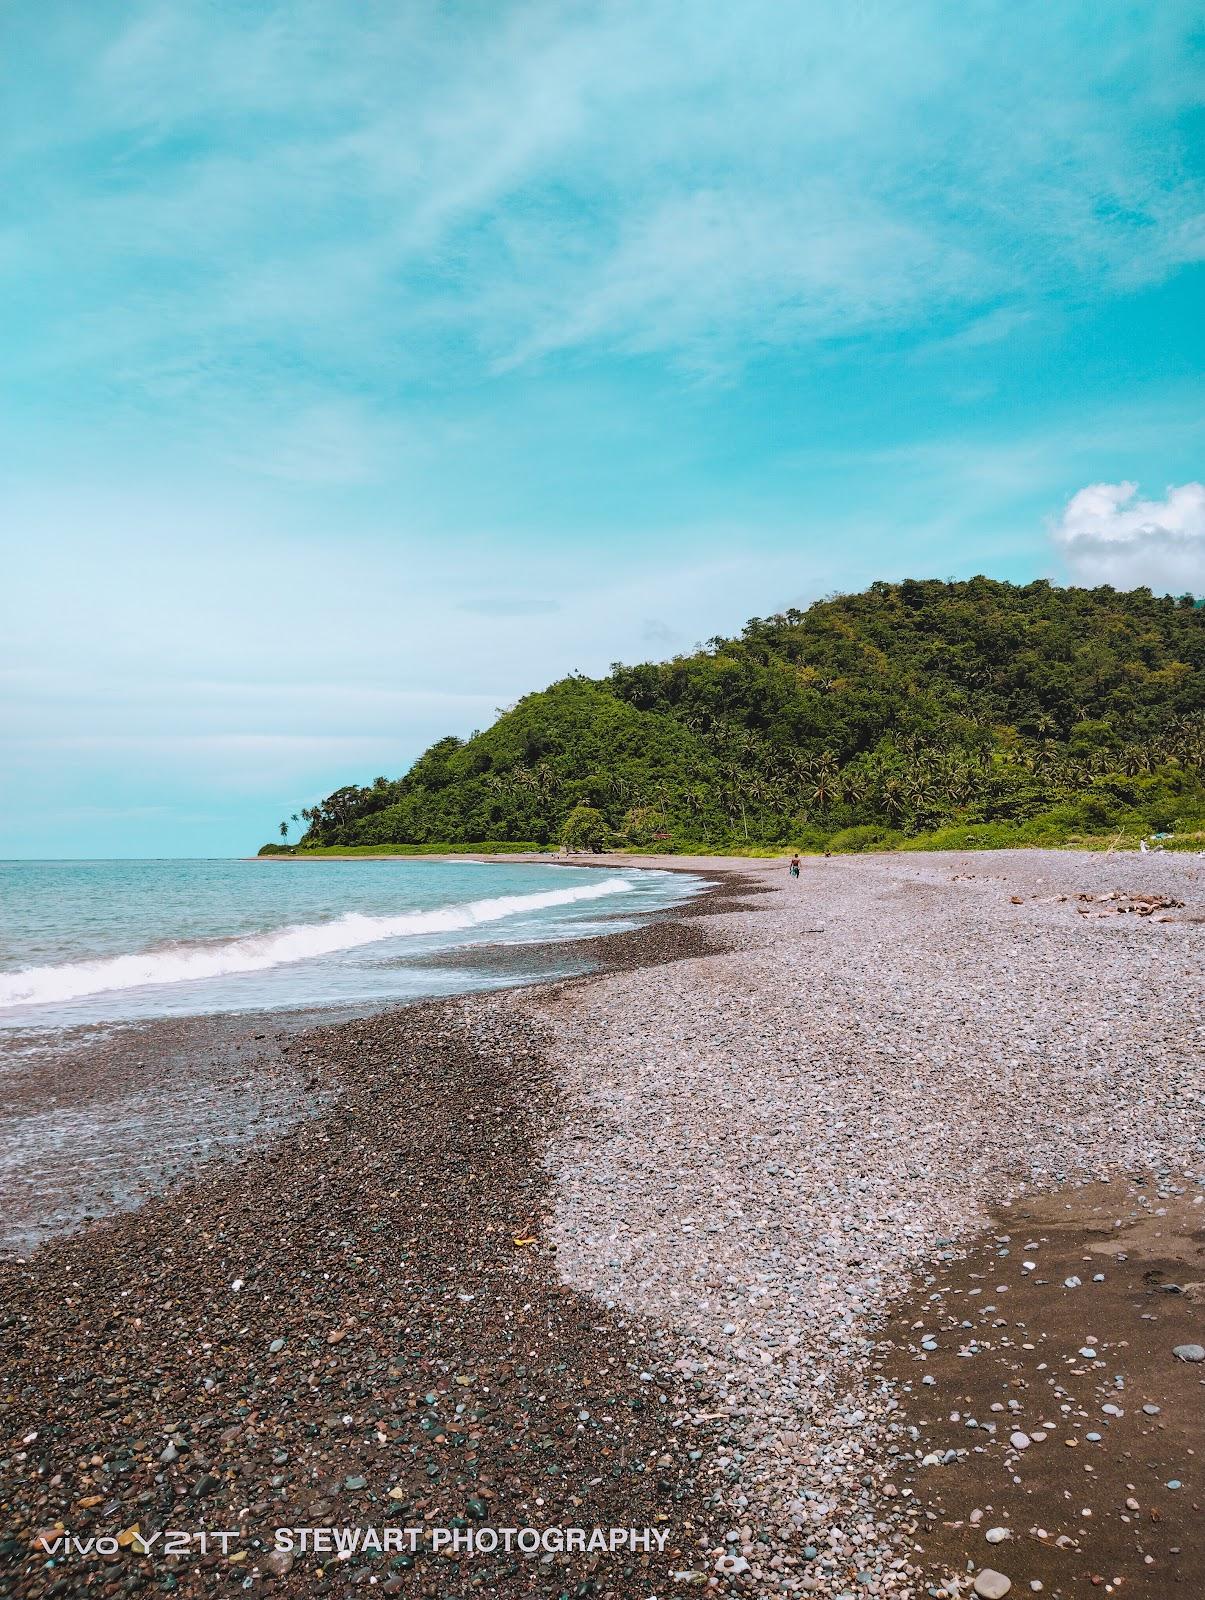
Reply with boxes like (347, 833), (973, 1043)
(1, 850), (1201, 1598)
(0, 862), (730, 1256)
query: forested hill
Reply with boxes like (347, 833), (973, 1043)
(273, 578), (1205, 854)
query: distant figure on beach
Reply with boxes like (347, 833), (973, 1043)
(788, 855), (800, 878)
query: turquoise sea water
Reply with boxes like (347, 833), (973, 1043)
(0, 858), (703, 1030)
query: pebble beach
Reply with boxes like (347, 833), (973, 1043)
(1, 850), (1202, 1599)
(538, 849), (1204, 1597)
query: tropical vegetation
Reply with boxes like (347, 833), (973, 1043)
(263, 578), (1204, 855)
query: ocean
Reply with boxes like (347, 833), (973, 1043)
(0, 857), (704, 1031)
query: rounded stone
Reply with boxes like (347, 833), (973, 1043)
(973, 1571), (1012, 1599)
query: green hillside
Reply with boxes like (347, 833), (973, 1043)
(268, 578), (1205, 854)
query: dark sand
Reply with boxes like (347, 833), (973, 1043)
(878, 1179), (1204, 1597)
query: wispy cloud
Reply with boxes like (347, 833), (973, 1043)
(5, 0), (1202, 407)
(1053, 481), (1205, 594)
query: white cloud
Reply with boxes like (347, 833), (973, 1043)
(1053, 481), (1205, 594)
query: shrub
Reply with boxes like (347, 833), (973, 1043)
(788, 826), (832, 853)
(621, 805), (666, 846)
(827, 824), (905, 853)
(899, 821), (1028, 851)
(561, 805), (610, 852)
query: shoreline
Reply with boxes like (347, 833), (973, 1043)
(0, 863), (724, 1256)
(0, 878), (754, 1600)
(1, 850), (1201, 1597)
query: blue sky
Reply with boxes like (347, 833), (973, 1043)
(2, 0), (1203, 857)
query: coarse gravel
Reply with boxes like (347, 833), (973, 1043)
(533, 849), (1204, 1596)
(0, 963), (736, 1600)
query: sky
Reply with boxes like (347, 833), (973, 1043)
(2, 0), (1203, 858)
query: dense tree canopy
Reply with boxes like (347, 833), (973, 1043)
(278, 579), (1204, 852)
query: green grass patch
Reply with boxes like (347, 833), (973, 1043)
(259, 840), (547, 858)
(265, 823), (1204, 861)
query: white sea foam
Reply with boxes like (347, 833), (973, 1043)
(0, 877), (634, 1010)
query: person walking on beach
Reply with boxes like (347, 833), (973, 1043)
(788, 854), (800, 878)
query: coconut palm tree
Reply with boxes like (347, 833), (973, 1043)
(838, 768), (866, 809)
(879, 776), (907, 823)
(532, 761), (560, 798)
(809, 750), (840, 810)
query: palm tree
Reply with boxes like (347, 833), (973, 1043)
(744, 770), (772, 830)
(1119, 746), (1152, 777)
(945, 768), (973, 808)
(809, 750), (840, 810)
(684, 784), (709, 817)
(782, 751), (811, 808)
(879, 776), (906, 822)
(532, 761), (560, 798)
(279, 820), (289, 842)
(718, 764), (750, 840)
(838, 769), (866, 809)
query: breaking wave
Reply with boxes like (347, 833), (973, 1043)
(0, 877), (634, 1010)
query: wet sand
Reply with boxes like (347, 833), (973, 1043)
(878, 1180), (1204, 1596)
(0, 1010), (331, 1256)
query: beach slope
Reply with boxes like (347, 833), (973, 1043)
(1, 850), (1201, 1598)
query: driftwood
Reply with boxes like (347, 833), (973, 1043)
(1008, 889), (1185, 919)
